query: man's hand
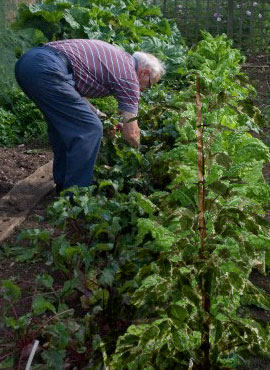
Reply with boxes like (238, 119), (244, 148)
(96, 109), (107, 119)
(121, 112), (140, 148)
(84, 98), (107, 119)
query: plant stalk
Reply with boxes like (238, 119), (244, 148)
(196, 75), (210, 369)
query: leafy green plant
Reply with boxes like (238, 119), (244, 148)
(0, 88), (47, 146)
(0, 0), (187, 147)
(108, 32), (270, 370)
(1, 3), (270, 369)
(13, 0), (187, 78)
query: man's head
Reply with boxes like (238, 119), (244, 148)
(133, 51), (165, 92)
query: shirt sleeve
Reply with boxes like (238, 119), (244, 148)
(111, 78), (140, 114)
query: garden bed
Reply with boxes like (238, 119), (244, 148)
(1, 15), (270, 366)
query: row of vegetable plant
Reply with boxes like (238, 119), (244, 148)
(1, 0), (270, 369)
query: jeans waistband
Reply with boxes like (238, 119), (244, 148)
(42, 45), (73, 74)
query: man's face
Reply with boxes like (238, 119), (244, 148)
(138, 69), (160, 92)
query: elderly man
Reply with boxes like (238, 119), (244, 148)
(15, 39), (164, 194)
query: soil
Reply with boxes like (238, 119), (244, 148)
(0, 144), (53, 198)
(1, 56), (270, 369)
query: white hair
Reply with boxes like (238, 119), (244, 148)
(132, 51), (165, 79)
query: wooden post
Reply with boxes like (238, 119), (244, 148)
(2, 0), (35, 28)
(162, 0), (167, 16)
(227, 0), (234, 39)
(174, 0), (178, 14)
(196, 75), (206, 251)
(195, 0), (201, 42)
(206, 0), (210, 31)
(196, 75), (210, 370)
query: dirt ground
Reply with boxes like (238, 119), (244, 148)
(0, 144), (53, 198)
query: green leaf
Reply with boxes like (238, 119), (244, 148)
(99, 179), (118, 191)
(99, 268), (115, 287)
(134, 192), (157, 216)
(33, 296), (56, 315)
(136, 218), (176, 251)
(63, 10), (81, 29)
(36, 274), (54, 289)
(242, 282), (270, 310)
(95, 243), (114, 251)
(245, 219), (259, 235)
(0, 356), (14, 369)
(15, 247), (36, 262)
(209, 181), (228, 195)
(169, 304), (188, 324)
(216, 152), (232, 170)
(1, 280), (21, 302)
(171, 327), (187, 351)
(42, 350), (66, 370)
(141, 325), (160, 343)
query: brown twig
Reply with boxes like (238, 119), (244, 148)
(34, 309), (74, 335)
(0, 351), (15, 362)
(17, 350), (24, 370)
(10, 301), (19, 319)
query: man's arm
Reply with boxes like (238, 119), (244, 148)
(121, 111), (140, 148)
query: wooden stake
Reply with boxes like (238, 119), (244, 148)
(196, 75), (206, 250)
(196, 75), (210, 369)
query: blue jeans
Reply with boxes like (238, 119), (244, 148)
(15, 46), (103, 189)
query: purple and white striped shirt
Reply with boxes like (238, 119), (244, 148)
(46, 39), (140, 114)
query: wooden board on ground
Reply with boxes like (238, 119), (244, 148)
(0, 160), (54, 243)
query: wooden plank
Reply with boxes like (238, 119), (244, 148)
(0, 160), (54, 243)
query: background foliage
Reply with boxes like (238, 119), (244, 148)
(148, 0), (270, 53)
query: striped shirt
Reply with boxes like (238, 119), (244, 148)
(46, 39), (140, 114)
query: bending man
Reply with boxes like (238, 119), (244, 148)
(15, 39), (164, 194)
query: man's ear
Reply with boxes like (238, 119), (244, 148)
(143, 68), (150, 76)
(139, 68), (150, 77)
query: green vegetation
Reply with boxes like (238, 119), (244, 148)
(1, 0), (270, 369)
(0, 0), (185, 146)
(0, 28), (48, 146)
(0, 88), (47, 146)
(149, 0), (270, 53)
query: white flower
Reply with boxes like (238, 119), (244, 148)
(217, 17), (222, 22)
(258, 13), (262, 18)
(236, 4), (241, 8)
(246, 10), (251, 16)
(253, 2), (258, 6)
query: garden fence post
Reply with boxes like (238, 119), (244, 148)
(196, 74), (210, 369)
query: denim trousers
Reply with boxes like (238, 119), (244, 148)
(15, 46), (103, 189)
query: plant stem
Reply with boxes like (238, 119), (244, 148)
(196, 75), (210, 369)
(195, 76), (206, 250)
(34, 308), (73, 335)
(0, 351), (14, 362)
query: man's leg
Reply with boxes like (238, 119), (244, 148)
(15, 47), (103, 189)
(47, 122), (66, 191)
